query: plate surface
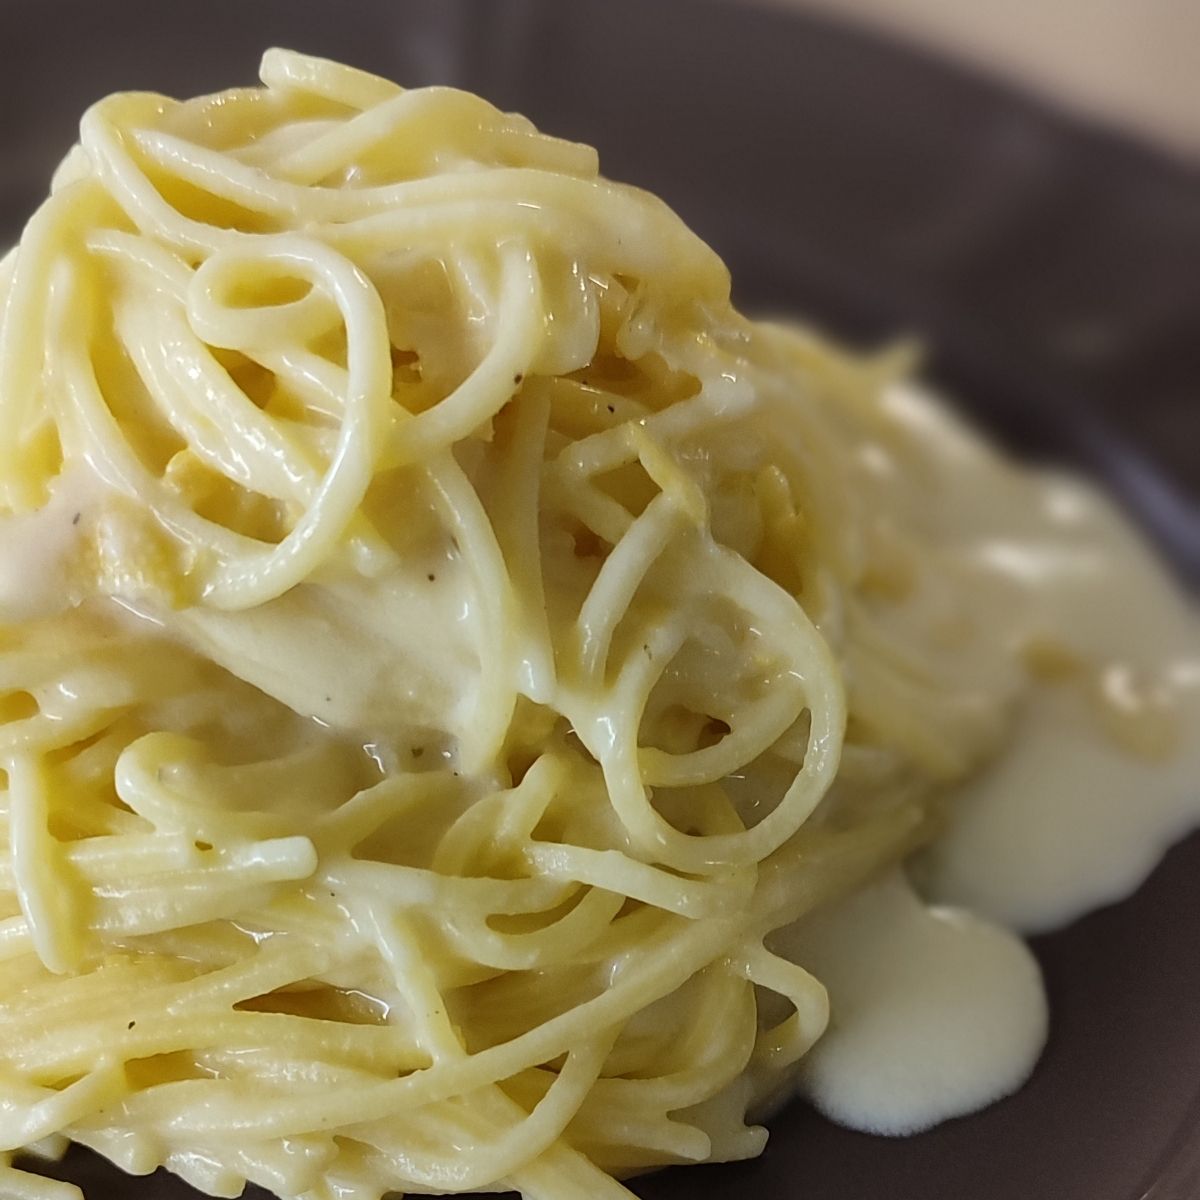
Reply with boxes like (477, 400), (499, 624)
(4, 2), (1199, 1198)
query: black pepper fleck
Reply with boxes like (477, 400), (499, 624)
(127, 1020), (136, 1030)
(72, 512), (81, 526)
(513, 373), (523, 385)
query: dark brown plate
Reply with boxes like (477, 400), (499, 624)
(5, 2), (1199, 1197)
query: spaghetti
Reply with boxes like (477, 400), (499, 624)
(0, 49), (1171, 1200)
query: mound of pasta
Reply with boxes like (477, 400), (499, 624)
(0, 50), (1096, 1200)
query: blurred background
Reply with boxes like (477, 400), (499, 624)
(755, 0), (1200, 160)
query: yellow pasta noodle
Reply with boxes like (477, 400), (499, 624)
(0, 48), (1127, 1200)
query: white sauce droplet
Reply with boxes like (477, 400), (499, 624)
(775, 870), (1047, 1135)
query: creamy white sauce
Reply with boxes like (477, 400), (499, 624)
(176, 567), (479, 740)
(886, 385), (1200, 933)
(923, 662), (1200, 933)
(0, 468), (99, 621)
(773, 869), (1047, 1135)
(771, 383), (1199, 1135)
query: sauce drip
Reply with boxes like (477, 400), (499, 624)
(775, 384), (1198, 1132)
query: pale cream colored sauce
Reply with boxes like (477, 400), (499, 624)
(774, 383), (1199, 1135)
(0, 467), (100, 621)
(175, 564), (479, 746)
(773, 869), (1047, 1135)
(882, 382), (1200, 933)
